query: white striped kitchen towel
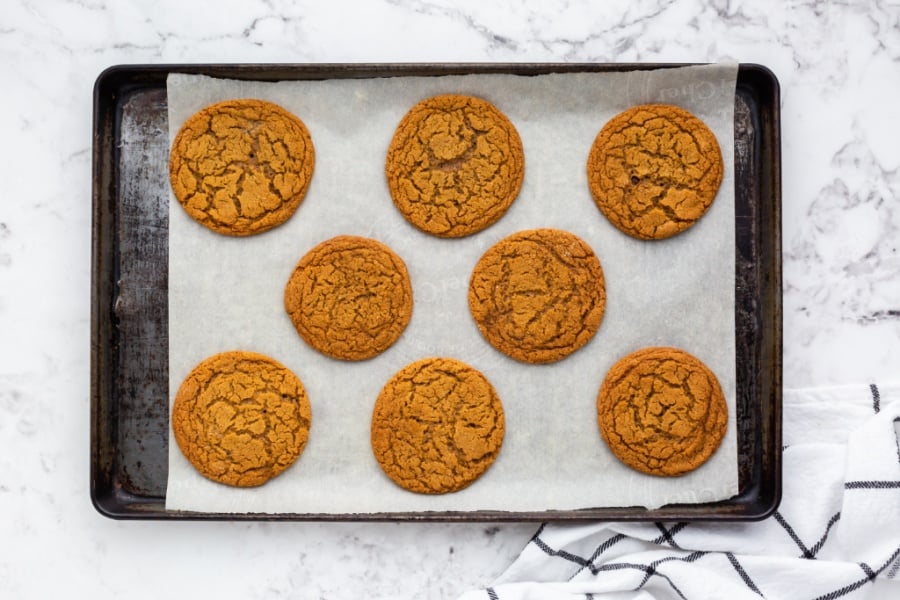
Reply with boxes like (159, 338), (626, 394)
(460, 384), (900, 600)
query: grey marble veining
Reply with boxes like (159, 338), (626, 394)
(2, 0), (899, 598)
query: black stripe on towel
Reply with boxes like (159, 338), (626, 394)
(773, 511), (813, 558)
(652, 522), (687, 548)
(532, 532), (591, 568)
(634, 551), (707, 591)
(812, 544), (900, 600)
(809, 512), (842, 558)
(594, 561), (689, 600)
(844, 480), (900, 489)
(571, 533), (628, 580)
(726, 552), (763, 596)
(870, 384), (881, 413)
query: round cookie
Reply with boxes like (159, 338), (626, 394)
(169, 99), (315, 236)
(284, 236), (413, 361)
(468, 228), (606, 364)
(385, 94), (525, 238)
(371, 357), (505, 494)
(587, 104), (723, 240)
(172, 350), (312, 487)
(597, 347), (727, 476)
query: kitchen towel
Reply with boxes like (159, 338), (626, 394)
(460, 384), (900, 599)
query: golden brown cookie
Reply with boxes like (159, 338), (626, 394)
(587, 104), (723, 240)
(284, 236), (413, 361)
(385, 94), (525, 238)
(468, 228), (606, 364)
(597, 347), (727, 476)
(172, 350), (312, 487)
(169, 99), (315, 236)
(371, 357), (505, 494)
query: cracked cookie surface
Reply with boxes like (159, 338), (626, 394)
(597, 347), (727, 476)
(284, 236), (413, 361)
(587, 104), (723, 240)
(385, 94), (524, 238)
(468, 228), (606, 364)
(172, 350), (312, 487)
(169, 99), (315, 236)
(371, 357), (505, 494)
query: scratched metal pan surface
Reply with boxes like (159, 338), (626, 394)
(90, 63), (782, 521)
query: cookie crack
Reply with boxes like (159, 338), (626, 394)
(373, 358), (503, 493)
(489, 241), (601, 348)
(388, 96), (522, 237)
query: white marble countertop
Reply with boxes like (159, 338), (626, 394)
(1, 1), (899, 598)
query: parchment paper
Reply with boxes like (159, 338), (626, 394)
(166, 65), (739, 513)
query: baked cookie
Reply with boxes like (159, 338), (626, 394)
(169, 99), (315, 236)
(371, 357), (505, 494)
(597, 347), (727, 476)
(172, 350), (312, 487)
(468, 228), (606, 364)
(284, 236), (413, 361)
(385, 94), (524, 238)
(587, 104), (723, 240)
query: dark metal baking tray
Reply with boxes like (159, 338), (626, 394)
(91, 63), (782, 521)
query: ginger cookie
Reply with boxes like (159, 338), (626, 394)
(597, 347), (727, 476)
(587, 104), (723, 240)
(371, 357), (505, 494)
(169, 99), (315, 236)
(385, 94), (524, 238)
(172, 350), (312, 487)
(284, 236), (413, 361)
(468, 228), (606, 364)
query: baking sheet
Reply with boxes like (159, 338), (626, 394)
(165, 64), (739, 513)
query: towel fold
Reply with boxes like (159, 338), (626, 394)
(460, 384), (900, 600)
